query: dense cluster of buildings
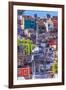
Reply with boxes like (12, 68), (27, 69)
(17, 13), (58, 80)
(18, 14), (57, 30)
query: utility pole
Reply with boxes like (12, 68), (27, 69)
(34, 14), (39, 45)
(34, 14), (41, 76)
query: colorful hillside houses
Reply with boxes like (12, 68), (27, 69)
(17, 11), (58, 79)
(18, 15), (58, 33)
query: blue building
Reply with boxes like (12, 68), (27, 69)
(24, 16), (36, 30)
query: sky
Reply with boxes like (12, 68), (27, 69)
(18, 10), (58, 18)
